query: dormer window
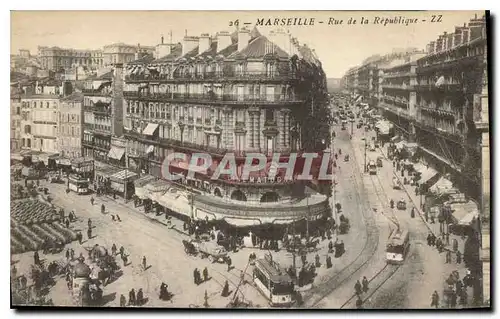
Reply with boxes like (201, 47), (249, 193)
(237, 63), (244, 76)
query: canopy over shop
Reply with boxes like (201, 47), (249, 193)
(71, 157), (94, 177)
(133, 174), (157, 200)
(109, 169), (138, 199)
(413, 163), (439, 187)
(429, 176), (457, 195)
(107, 146), (125, 161)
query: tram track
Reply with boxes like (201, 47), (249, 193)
(304, 129), (380, 308)
(339, 263), (402, 309)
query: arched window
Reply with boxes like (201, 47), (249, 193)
(230, 189), (247, 201)
(213, 188), (223, 198)
(260, 192), (280, 203)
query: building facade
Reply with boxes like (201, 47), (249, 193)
(20, 96), (60, 154)
(38, 46), (103, 71)
(102, 43), (154, 66)
(58, 93), (84, 158)
(122, 28), (329, 226)
(11, 87), (22, 151)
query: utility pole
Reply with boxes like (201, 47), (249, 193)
(364, 135), (367, 173)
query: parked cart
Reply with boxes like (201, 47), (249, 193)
(195, 241), (228, 263)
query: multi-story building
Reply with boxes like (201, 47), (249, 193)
(58, 92), (84, 158)
(38, 46), (103, 71)
(414, 14), (487, 201)
(379, 53), (426, 141)
(122, 28), (329, 226)
(20, 95), (60, 154)
(82, 70), (114, 162)
(11, 86), (22, 151)
(102, 43), (155, 66)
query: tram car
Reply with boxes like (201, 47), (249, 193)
(368, 160), (377, 175)
(386, 228), (410, 264)
(253, 255), (295, 307)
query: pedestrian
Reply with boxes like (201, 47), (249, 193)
(425, 211), (429, 222)
(65, 218), (70, 228)
(354, 280), (362, 295)
(328, 240), (334, 253)
(390, 199), (394, 209)
(88, 218), (92, 229)
(101, 204), (105, 214)
(455, 279), (463, 297)
(87, 228), (92, 240)
(90, 196), (94, 206)
(226, 256), (232, 272)
(142, 256), (147, 270)
(452, 238), (458, 252)
(203, 267), (209, 282)
(431, 291), (439, 308)
(66, 249), (70, 261)
(120, 294), (126, 307)
(362, 276), (369, 292)
(11, 265), (17, 280)
(315, 254), (321, 268)
(76, 232), (82, 245)
(459, 289), (468, 306)
(116, 214), (121, 222)
(450, 291), (457, 308)
(445, 250), (451, 263)
(411, 207), (415, 218)
(445, 233), (450, 246)
(122, 254), (128, 267)
(426, 233), (432, 246)
(129, 288), (136, 306)
(194, 268), (199, 285)
(136, 288), (144, 306)
(326, 255), (332, 269)
(119, 246), (125, 257)
(221, 280), (230, 297)
(34, 251), (40, 265)
(456, 251), (462, 264)
(70, 248), (75, 260)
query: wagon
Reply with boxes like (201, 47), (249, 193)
(195, 241), (228, 263)
(182, 239), (198, 256)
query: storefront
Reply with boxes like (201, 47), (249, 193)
(94, 165), (121, 193)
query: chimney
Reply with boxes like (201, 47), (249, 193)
(155, 43), (171, 59)
(199, 33), (212, 54)
(182, 35), (199, 56)
(237, 29), (251, 52)
(216, 31), (232, 53)
(268, 29), (291, 55)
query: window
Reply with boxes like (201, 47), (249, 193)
(46, 102), (50, 108)
(16, 107), (20, 115)
(33, 102), (37, 108)
(265, 109), (274, 122)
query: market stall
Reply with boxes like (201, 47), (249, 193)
(109, 169), (138, 199)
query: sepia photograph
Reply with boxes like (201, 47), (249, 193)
(9, 10), (491, 310)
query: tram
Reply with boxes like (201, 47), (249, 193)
(386, 228), (410, 264)
(253, 255), (295, 307)
(68, 174), (90, 194)
(368, 160), (377, 175)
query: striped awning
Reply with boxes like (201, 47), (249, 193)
(108, 146), (125, 161)
(142, 123), (159, 136)
(450, 201), (479, 225)
(109, 169), (138, 182)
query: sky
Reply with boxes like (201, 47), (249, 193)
(11, 10), (484, 78)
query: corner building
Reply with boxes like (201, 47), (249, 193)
(123, 28), (330, 227)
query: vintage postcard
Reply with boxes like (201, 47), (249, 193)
(10, 10), (490, 309)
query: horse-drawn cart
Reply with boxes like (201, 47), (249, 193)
(196, 241), (228, 263)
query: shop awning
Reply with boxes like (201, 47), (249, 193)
(95, 166), (121, 178)
(429, 176), (455, 194)
(156, 187), (192, 217)
(57, 158), (72, 166)
(110, 169), (138, 182)
(146, 145), (155, 154)
(134, 174), (156, 188)
(142, 123), (159, 136)
(391, 135), (401, 142)
(413, 163), (438, 184)
(145, 179), (171, 193)
(450, 201), (479, 225)
(108, 147), (125, 161)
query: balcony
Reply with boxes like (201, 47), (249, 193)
(124, 128), (295, 159)
(414, 120), (465, 145)
(416, 83), (463, 93)
(123, 92), (302, 105)
(418, 105), (455, 118)
(82, 89), (112, 96)
(382, 83), (414, 90)
(417, 55), (483, 74)
(124, 70), (298, 83)
(84, 106), (111, 115)
(383, 71), (413, 79)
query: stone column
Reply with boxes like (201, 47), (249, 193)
(283, 109), (290, 148)
(277, 109), (285, 151)
(248, 107), (260, 152)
